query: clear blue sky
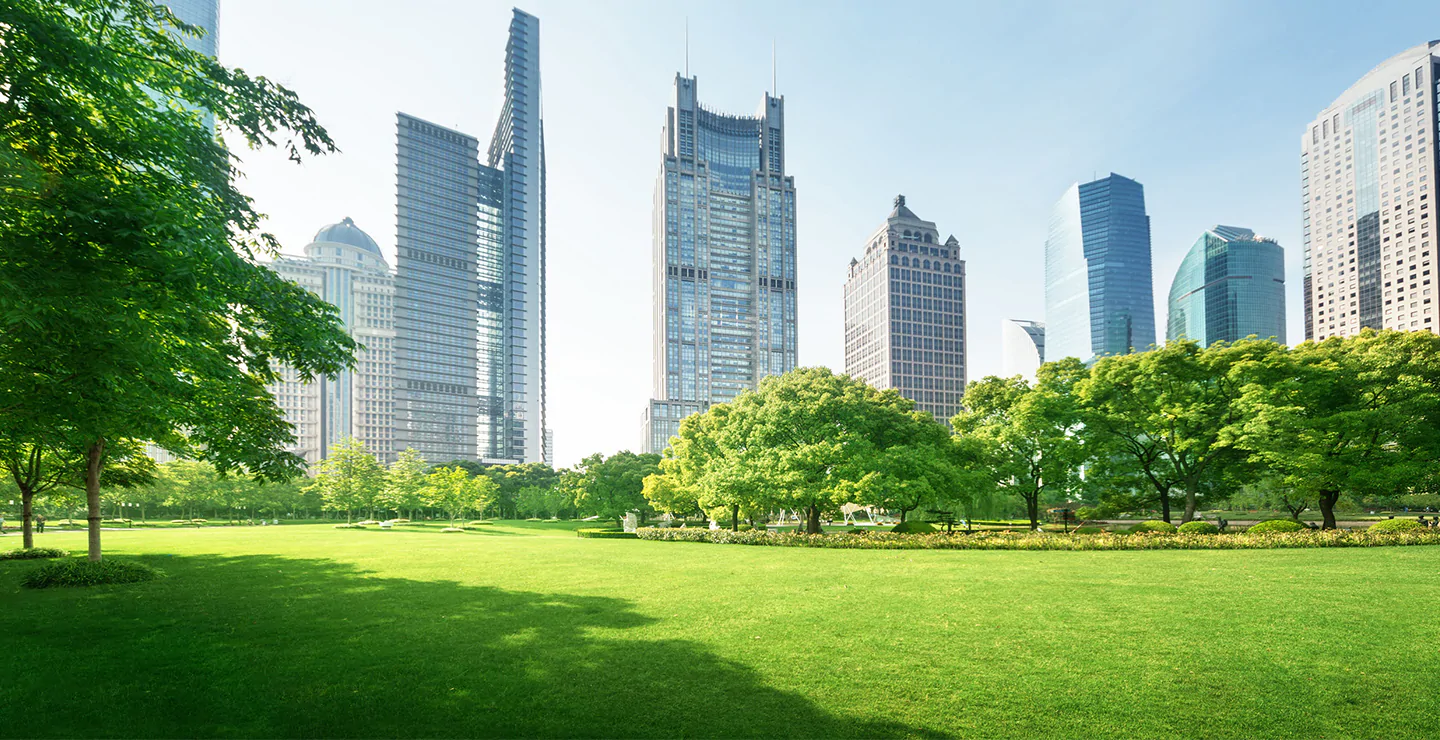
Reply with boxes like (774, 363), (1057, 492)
(219, 0), (1432, 466)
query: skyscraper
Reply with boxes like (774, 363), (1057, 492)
(1167, 226), (1286, 346)
(392, 9), (546, 466)
(1045, 173), (1155, 363)
(157, 0), (219, 130)
(268, 219), (395, 465)
(844, 196), (967, 423)
(393, 114), (483, 464)
(641, 74), (797, 453)
(1001, 319), (1045, 381)
(1302, 42), (1438, 339)
(488, 9), (548, 465)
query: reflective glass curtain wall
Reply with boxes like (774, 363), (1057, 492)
(1166, 226), (1286, 346)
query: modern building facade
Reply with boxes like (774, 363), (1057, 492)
(641, 74), (798, 453)
(1045, 173), (1156, 363)
(392, 9), (547, 466)
(487, 9), (548, 465)
(1167, 226), (1286, 346)
(844, 196), (967, 423)
(1302, 41), (1439, 339)
(268, 219), (396, 466)
(393, 113), (483, 464)
(157, 0), (219, 130)
(1001, 319), (1045, 381)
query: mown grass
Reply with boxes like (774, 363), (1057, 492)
(1, 521), (1436, 738)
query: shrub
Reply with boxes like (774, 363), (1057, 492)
(1177, 521), (1220, 535)
(0, 547), (70, 561)
(189, 519), (207, 524)
(21, 559), (162, 589)
(1128, 520), (1177, 534)
(333, 523), (366, 530)
(1369, 518), (1425, 533)
(892, 520), (937, 534)
(465, 520), (494, 526)
(1073, 526), (1105, 535)
(440, 527), (466, 533)
(169, 519), (189, 524)
(577, 528), (637, 539)
(356, 520), (381, 526)
(1247, 519), (1306, 534)
(388, 518), (411, 524)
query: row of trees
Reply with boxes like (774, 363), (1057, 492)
(639, 331), (1440, 532)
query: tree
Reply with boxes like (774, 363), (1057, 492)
(1234, 330), (1440, 529)
(954, 359), (1088, 531)
(0, 1), (354, 560)
(573, 452), (661, 528)
(424, 466), (498, 525)
(482, 462), (560, 519)
(308, 438), (384, 523)
(382, 448), (429, 519)
(1077, 340), (1279, 523)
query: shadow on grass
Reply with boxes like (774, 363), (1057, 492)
(0, 554), (944, 739)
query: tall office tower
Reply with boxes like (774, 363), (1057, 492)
(1302, 42), (1439, 340)
(1045, 173), (1156, 363)
(268, 219), (396, 466)
(641, 74), (798, 453)
(1167, 226), (1286, 346)
(487, 9), (548, 464)
(1001, 319), (1045, 381)
(843, 196), (966, 423)
(157, 0), (219, 130)
(394, 113), (482, 463)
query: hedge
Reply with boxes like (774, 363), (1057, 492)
(634, 527), (1440, 550)
(577, 528), (637, 539)
(1129, 520), (1178, 534)
(1177, 521), (1220, 535)
(891, 521), (937, 534)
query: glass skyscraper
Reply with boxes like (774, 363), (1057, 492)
(393, 114), (483, 463)
(487, 9), (548, 465)
(1044, 173), (1155, 363)
(1167, 226), (1286, 346)
(157, 0), (218, 130)
(844, 196), (966, 424)
(642, 74), (798, 453)
(1303, 42), (1438, 339)
(392, 9), (547, 465)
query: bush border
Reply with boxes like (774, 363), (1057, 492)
(634, 527), (1440, 550)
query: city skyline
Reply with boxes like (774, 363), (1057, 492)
(216, 0), (1433, 465)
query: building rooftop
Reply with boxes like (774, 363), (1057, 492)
(312, 217), (383, 258)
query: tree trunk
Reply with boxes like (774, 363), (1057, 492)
(804, 505), (822, 534)
(1318, 489), (1340, 530)
(1159, 490), (1172, 524)
(731, 504), (739, 531)
(1024, 492), (1040, 531)
(21, 489), (34, 549)
(899, 508), (908, 523)
(1182, 489), (1197, 524)
(85, 439), (105, 562)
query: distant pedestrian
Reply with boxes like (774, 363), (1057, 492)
(36, 515), (45, 533)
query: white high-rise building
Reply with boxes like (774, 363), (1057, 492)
(1001, 320), (1045, 382)
(642, 74), (798, 453)
(844, 195), (967, 424)
(1303, 41), (1439, 339)
(269, 219), (395, 465)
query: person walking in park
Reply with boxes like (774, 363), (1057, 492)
(36, 515), (46, 534)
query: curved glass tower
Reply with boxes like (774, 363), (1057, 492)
(1167, 226), (1286, 346)
(1044, 173), (1155, 363)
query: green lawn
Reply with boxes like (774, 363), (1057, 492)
(2, 522), (1436, 738)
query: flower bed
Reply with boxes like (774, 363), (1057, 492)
(634, 527), (1440, 550)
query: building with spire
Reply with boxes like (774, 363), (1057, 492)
(844, 195), (967, 424)
(268, 218), (396, 465)
(1167, 225), (1286, 346)
(641, 74), (798, 453)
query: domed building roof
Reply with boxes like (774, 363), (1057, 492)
(312, 217), (382, 258)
